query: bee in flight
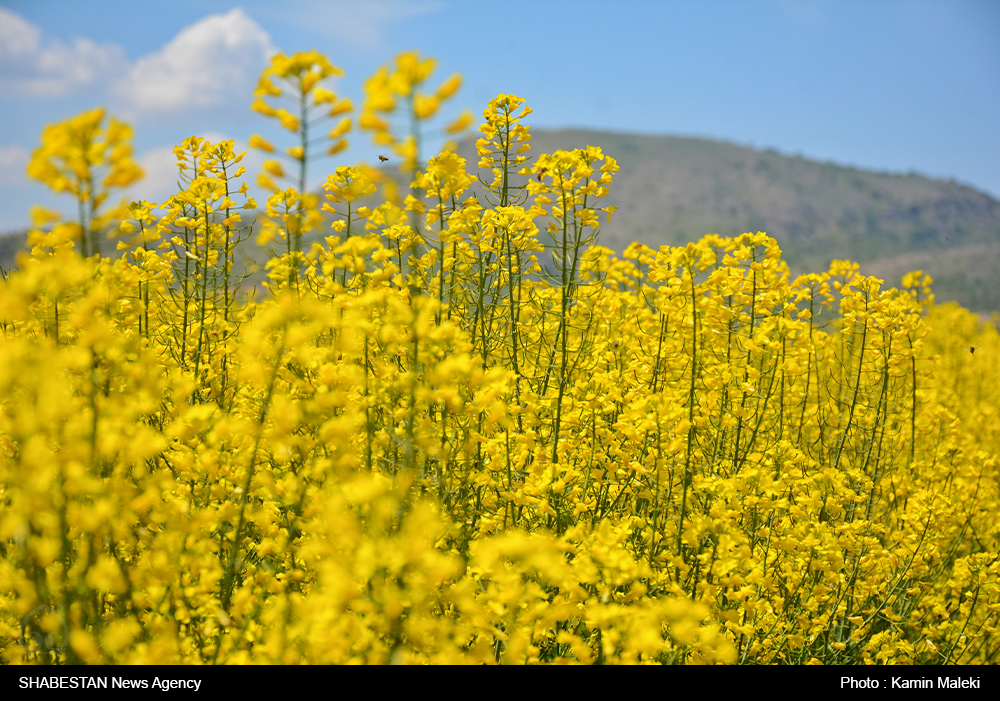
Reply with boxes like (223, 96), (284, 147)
(965, 347), (982, 355)
(537, 167), (547, 182)
(379, 155), (389, 162)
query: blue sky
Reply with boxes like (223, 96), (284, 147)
(1, 0), (998, 235)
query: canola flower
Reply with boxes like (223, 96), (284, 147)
(1, 51), (999, 666)
(25, 107), (144, 258)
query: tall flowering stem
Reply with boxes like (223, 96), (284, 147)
(26, 107), (143, 257)
(361, 51), (472, 260)
(250, 50), (353, 298)
(156, 137), (256, 406)
(528, 146), (618, 466)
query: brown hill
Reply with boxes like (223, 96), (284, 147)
(456, 129), (1000, 316)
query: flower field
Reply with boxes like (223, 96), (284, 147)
(2, 51), (998, 665)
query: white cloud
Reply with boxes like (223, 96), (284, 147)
(0, 144), (30, 185)
(0, 7), (127, 98)
(112, 8), (277, 116)
(0, 7), (277, 118)
(0, 7), (41, 59)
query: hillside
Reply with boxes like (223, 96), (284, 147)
(3, 129), (998, 315)
(456, 129), (1000, 317)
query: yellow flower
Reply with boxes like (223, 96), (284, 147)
(436, 73), (462, 100)
(26, 107), (143, 256)
(327, 116), (352, 140)
(251, 98), (278, 117)
(263, 159), (285, 178)
(445, 110), (473, 135)
(329, 96), (354, 117)
(413, 94), (440, 119)
(276, 109), (300, 132)
(248, 134), (275, 153)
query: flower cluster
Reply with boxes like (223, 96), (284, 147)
(25, 107), (144, 257)
(361, 51), (471, 175)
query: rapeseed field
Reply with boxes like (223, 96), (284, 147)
(2, 51), (998, 665)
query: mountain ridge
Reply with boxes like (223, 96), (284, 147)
(456, 128), (999, 315)
(545, 126), (997, 198)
